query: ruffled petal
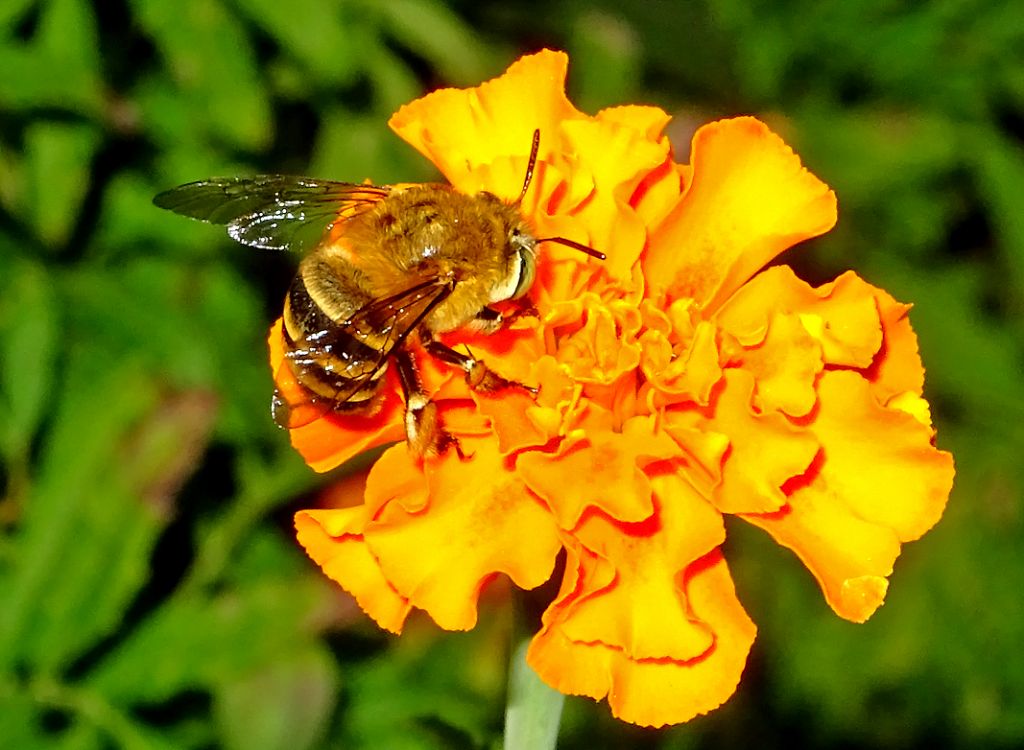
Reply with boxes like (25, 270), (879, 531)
(640, 318), (722, 407)
(605, 551), (756, 727)
(279, 50), (954, 730)
(721, 311), (823, 417)
(665, 369), (819, 514)
(517, 416), (678, 528)
(862, 284), (926, 404)
(809, 371), (952, 538)
(363, 442), (431, 515)
(742, 371), (954, 621)
(555, 296), (643, 386)
(716, 267), (883, 368)
(596, 104), (673, 142)
(362, 438), (561, 630)
(561, 470), (726, 659)
(389, 50), (584, 192)
(295, 504), (411, 634)
(644, 118), (837, 312)
(742, 488), (898, 624)
(528, 536), (761, 729)
(521, 355), (586, 441)
(475, 389), (550, 454)
(556, 116), (672, 282)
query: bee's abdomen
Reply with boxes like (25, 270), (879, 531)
(282, 270), (385, 407)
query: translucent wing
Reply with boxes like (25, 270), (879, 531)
(153, 175), (393, 254)
(272, 276), (456, 429)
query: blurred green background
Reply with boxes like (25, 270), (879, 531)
(1, 1), (1021, 748)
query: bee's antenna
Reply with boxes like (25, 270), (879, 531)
(537, 236), (606, 261)
(520, 130), (604, 261)
(518, 129), (541, 204)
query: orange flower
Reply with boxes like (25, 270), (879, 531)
(282, 51), (955, 727)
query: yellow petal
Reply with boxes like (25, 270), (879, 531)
(862, 282), (926, 403)
(716, 267), (883, 368)
(389, 50), (583, 191)
(742, 371), (954, 621)
(561, 470), (726, 660)
(640, 319), (722, 407)
(517, 416), (678, 528)
(557, 116), (672, 282)
(528, 541), (756, 728)
(363, 437), (561, 630)
(295, 506), (411, 633)
(722, 311), (823, 417)
(666, 369), (819, 514)
(644, 117), (837, 312)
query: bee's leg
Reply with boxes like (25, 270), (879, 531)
(465, 303), (539, 335)
(464, 306), (504, 334)
(423, 340), (536, 395)
(394, 349), (460, 458)
(504, 298), (540, 323)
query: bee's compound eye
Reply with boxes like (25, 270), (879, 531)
(511, 248), (537, 299)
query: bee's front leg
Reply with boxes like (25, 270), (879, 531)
(423, 340), (536, 395)
(464, 306), (504, 335)
(465, 303), (539, 335)
(394, 349), (460, 458)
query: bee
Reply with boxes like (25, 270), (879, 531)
(153, 131), (603, 457)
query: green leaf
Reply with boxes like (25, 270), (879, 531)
(232, 0), (359, 87)
(363, 0), (492, 86)
(0, 355), (168, 672)
(0, 0), (35, 30)
(131, 0), (271, 150)
(342, 620), (506, 749)
(185, 450), (321, 594)
(0, 678), (51, 748)
(970, 129), (1024, 309)
(89, 171), (213, 259)
(63, 257), (272, 442)
(21, 121), (102, 248)
(569, 9), (641, 111)
(21, 675), (184, 750)
(358, 39), (425, 116)
(0, 0), (102, 115)
(312, 109), (434, 185)
(213, 645), (340, 750)
(0, 260), (58, 460)
(86, 576), (333, 703)
(795, 109), (961, 267)
(47, 722), (104, 750)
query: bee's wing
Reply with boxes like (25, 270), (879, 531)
(272, 276), (456, 429)
(153, 175), (392, 253)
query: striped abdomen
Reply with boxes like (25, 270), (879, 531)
(281, 258), (387, 410)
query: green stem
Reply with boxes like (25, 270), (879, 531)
(27, 675), (163, 750)
(503, 636), (564, 750)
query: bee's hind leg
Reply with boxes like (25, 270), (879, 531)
(394, 349), (461, 458)
(423, 340), (536, 395)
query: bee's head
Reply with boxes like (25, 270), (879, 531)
(459, 189), (538, 305)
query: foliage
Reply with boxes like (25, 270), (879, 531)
(0, 0), (1020, 748)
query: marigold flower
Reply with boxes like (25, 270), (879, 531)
(279, 50), (955, 727)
